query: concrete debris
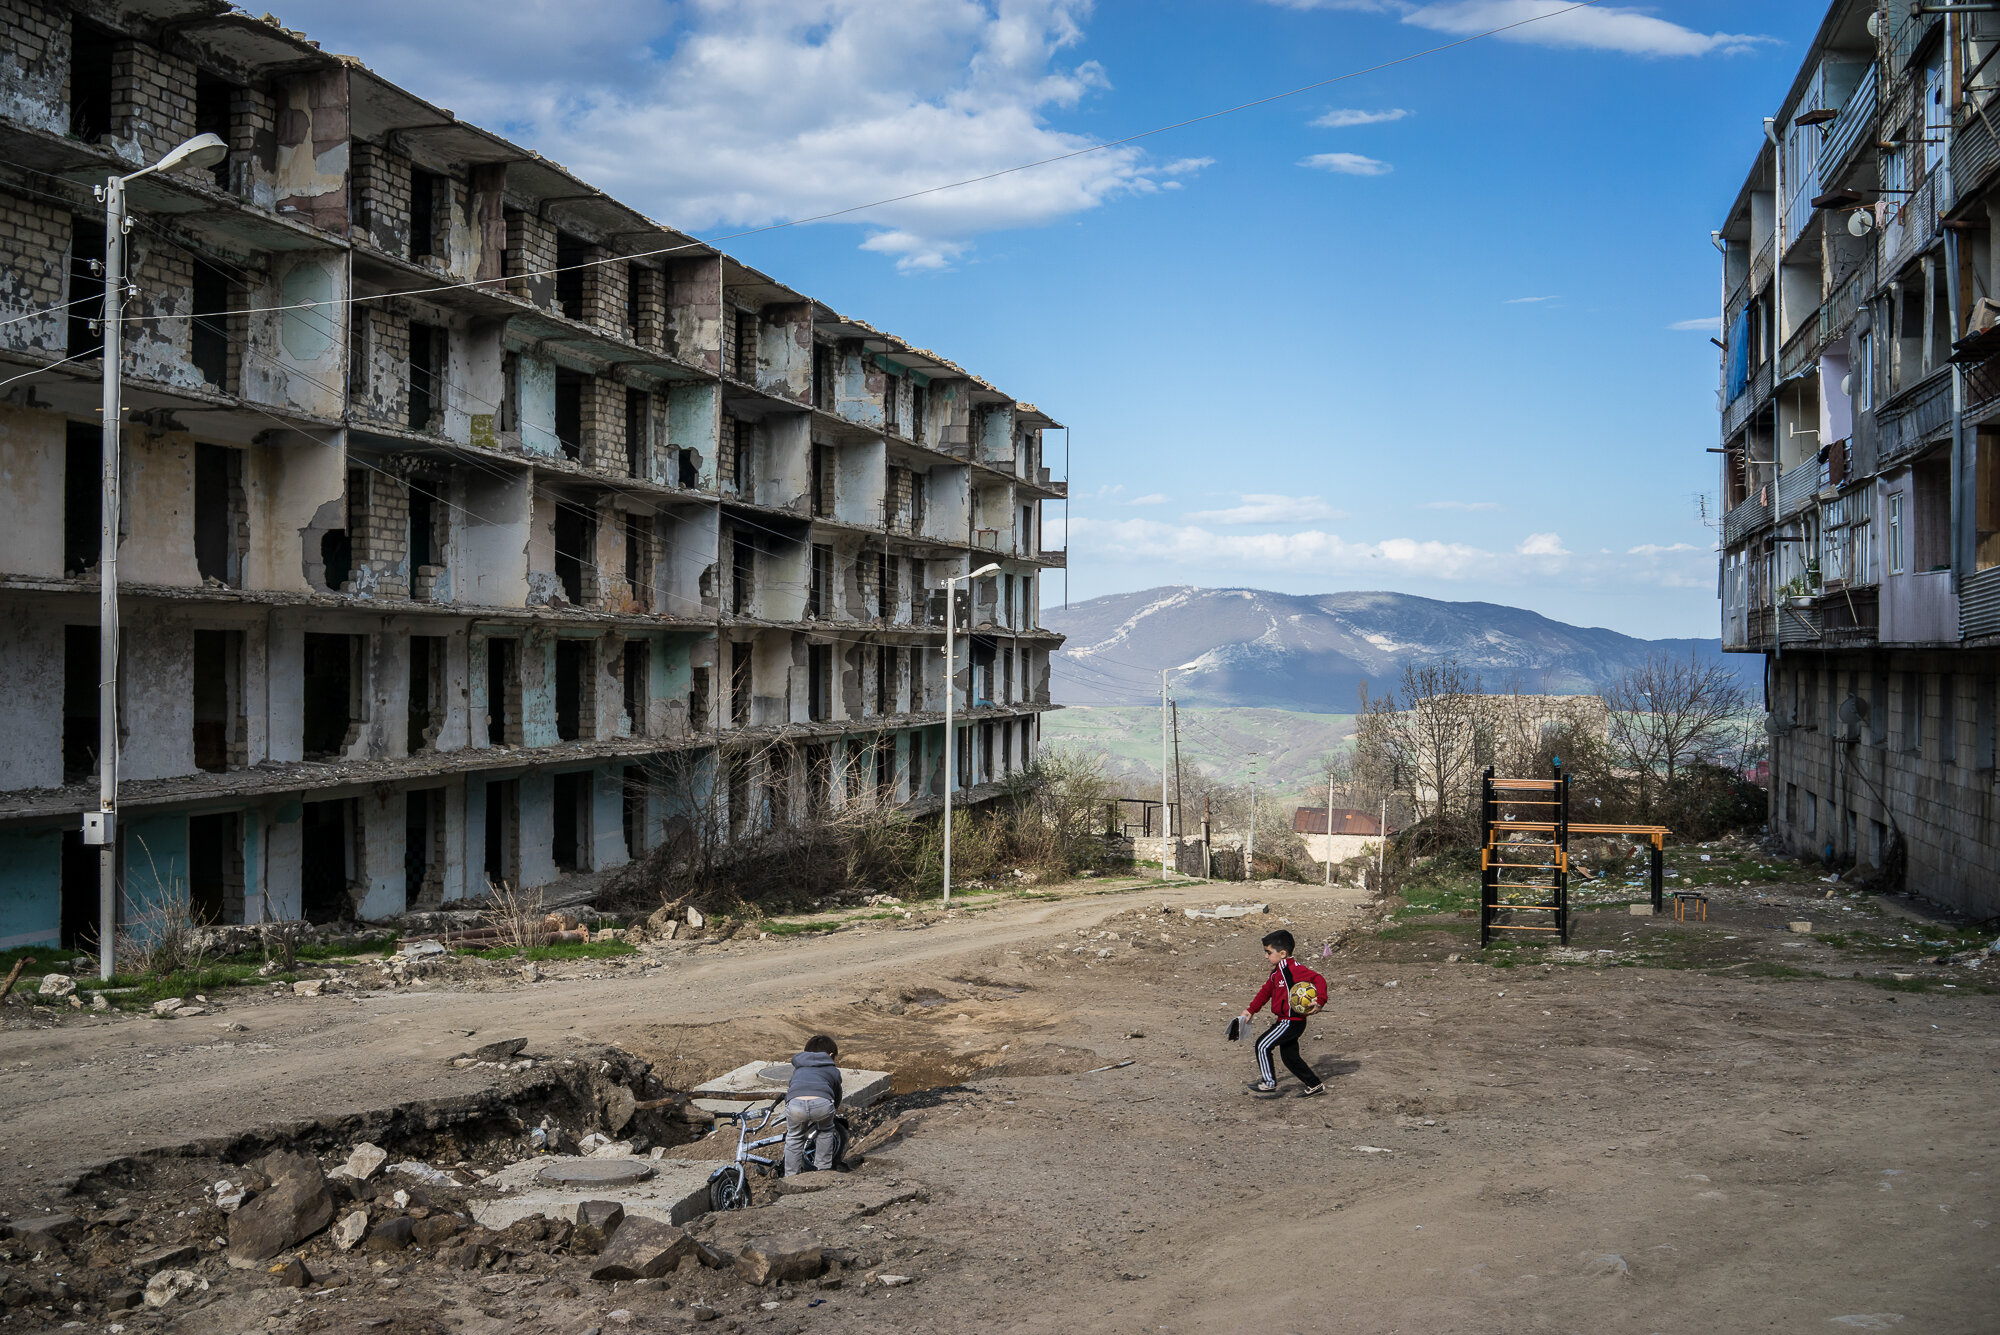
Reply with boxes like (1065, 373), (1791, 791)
(603, 1084), (638, 1135)
(342, 1143), (390, 1181)
(129, 1244), (198, 1274)
(36, 973), (74, 997)
(400, 940), (447, 959)
(91, 993), (109, 1010)
(213, 1180), (247, 1213)
(468, 1037), (530, 1062)
(1789, 921), (1814, 934)
(361, 1217), (416, 1252)
(571, 1200), (625, 1254)
(151, 996), (204, 1016)
(332, 1209), (369, 1252)
(143, 1268), (204, 1308)
(521, 962), (542, 983)
(734, 1235), (824, 1286)
(686, 907), (705, 928)
(1183, 903), (1269, 920)
(291, 979), (327, 997)
(388, 1161), (458, 1185)
(588, 1218), (693, 1281)
(227, 1150), (334, 1263)
(4, 1214), (84, 1245)
(872, 1273), (914, 1287)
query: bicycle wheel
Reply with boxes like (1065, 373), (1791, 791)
(708, 1165), (749, 1211)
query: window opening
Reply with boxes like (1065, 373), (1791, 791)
(68, 18), (114, 142)
(486, 638), (519, 746)
(690, 665), (710, 732)
(555, 369), (583, 459)
(194, 443), (241, 585)
(623, 638), (648, 735)
(191, 260), (231, 388)
(68, 216), (106, 358)
(500, 352), (520, 433)
(194, 74), (232, 189)
(679, 448), (700, 489)
(64, 421), (100, 576)
(809, 644), (831, 721)
(553, 500), (592, 605)
(556, 231), (586, 320)
(408, 634), (443, 753)
(347, 308), (368, 402)
(300, 799), (352, 923)
(731, 534), (754, 615)
(404, 790), (438, 905)
(732, 419), (754, 495)
(409, 169), (438, 260)
(809, 543), (831, 618)
(302, 633), (357, 757)
(63, 623), (100, 783)
(555, 639), (586, 741)
(188, 811), (243, 925)
(552, 771), (586, 871)
(408, 322), (443, 431)
(483, 780), (517, 886)
(409, 481), (438, 570)
(730, 641), (752, 726)
(623, 765), (648, 857)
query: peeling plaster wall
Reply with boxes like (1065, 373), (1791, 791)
(0, 189), (67, 355)
(756, 412), (811, 514)
(760, 302), (813, 403)
(122, 812), (190, 919)
(516, 350), (559, 457)
(460, 468), (529, 607)
(760, 531), (808, 624)
(0, 599), (62, 790)
(924, 465), (970, 544)
(667, 381), (718, 486)
(265, 614), (304, 763)
(520, 626), (557, 748)
(834, 438), (884, 528)
(524, 489), (562, 607)
(932, 381), (972, 456)
(354, 786), (405, 919)
(516, 769), (556, 888)
(835, 344), (885, 430)
(751, 631), (793, 727)
(0, 0), (65, 135)
(122, 233), (199, 390)
(273, 69), (350, 232)
(263, 804), (302, 921)
(0, 404), (64, 576)
(450, 319), (505, 453)
(119, 429), (198, 586)
(666, 256), (722, 372)
(241, 254), (345, 418)
(978, 404), (1015, 470)
(658, 504), (716, 615)
(247, 432), (344, 594)
(590, 763), (627, 870)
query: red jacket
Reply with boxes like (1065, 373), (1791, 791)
(1247, 957), (1328, 1021)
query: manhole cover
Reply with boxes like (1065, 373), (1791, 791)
(535, 1159), (656, 1188)
(756, 1065), (792, 1082)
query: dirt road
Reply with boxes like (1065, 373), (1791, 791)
(3, 874), (1996, 1335)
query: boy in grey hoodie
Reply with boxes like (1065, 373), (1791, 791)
(784, 1035), (844, 1175)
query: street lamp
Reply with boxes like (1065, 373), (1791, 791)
(1158, 661), (1200, 881)
(941, 561), (1000, 905)
(85, 133), (227, 981)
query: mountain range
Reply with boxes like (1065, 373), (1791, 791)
(1043, 587), (1749, 711)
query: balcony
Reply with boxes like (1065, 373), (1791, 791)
(1723, 361), (1772, 440)
(1779, 312), (1824, 382)
(1882, 169), (1940, 276)
(1820, 65), (1878, 182)
(1820, 261), (1868, 344)
(1775, 462), (1822, 521)
(1778, 599), (1823, 646)
(1036, 546), (1067, 569)
(1881, 568), (1958, 645)
(1723, 491), (1772, 547)
(1893, 8), (1943, 76)
(1877, 367), (1952, 465)
(1819, 586), (1880, 648)
(1750, 235), (1775, 294)
(1963, 566), (2000, 640)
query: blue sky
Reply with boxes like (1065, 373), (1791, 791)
(274, 0), (1827, 639)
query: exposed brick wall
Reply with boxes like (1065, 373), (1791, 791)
(0, 0), (67, 135)
(629, 264), (666, 351)
(352, 306), (409, 426)
(351, 141), (411, 257)
(109, 40), (195, 169)
(124, 234), (194, 385)
(579, 377), (627, 474)
(347, 467), (410, 598)
(581, 247), (628, 338)
(272, 68), (348, 233)
(227, 84), (277, 205)
(0, 189), (70, 355)
(505, 209), (556, 309)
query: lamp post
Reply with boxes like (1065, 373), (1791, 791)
(1158, 662), (1199, 880)
(84, 133), (227, 982)
(941, 560), (1000, 905)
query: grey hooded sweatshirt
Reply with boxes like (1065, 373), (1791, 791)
(787, 1051), (843, 1105)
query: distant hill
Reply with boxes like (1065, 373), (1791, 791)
(1045, 586), (1748, 711)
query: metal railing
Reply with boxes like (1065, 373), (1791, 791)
(1882, 169), (1940, 275)
(1819, 262), (1868, 344)
(1722, 361), (1771, 439)
(1775, 462), (1822, 521)
(1962, 565), (2000, 639)
(1953, 100), (2000, 202)
(1779, 310), (1825, 382)
(1723, 492), (1773, 547)
(1750, 235), (1776, 294)
(1821, 64), (1878, 180)
(1876, 366), (1953, 464)
(1893, 8), (1942, 75)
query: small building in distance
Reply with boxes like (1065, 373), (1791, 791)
(1292, 807), (1391, 868)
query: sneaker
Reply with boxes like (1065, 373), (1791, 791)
(1296, 1084), (1327, 1099)
(1244, 1081), (1278, 1095)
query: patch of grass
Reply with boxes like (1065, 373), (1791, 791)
(763, 919), (845, 937)
(1373, 921), (1475, 943)
(470, 940), (637, 962)
(1742, 962), (1815, 980)
(1866, 975), (1941, 993)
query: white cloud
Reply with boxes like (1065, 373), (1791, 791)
(1312, 108), (1412, 127)
(1505, 295), (1558, 304)
(1627, 542), (1701, 555)
(1186, 494), (1348, 524)
(1669, 316), (1723, 333)
(1300, 152), (1393, 176)
(1070, 517), (1494, 580)
(269, 0), (1205, 271)
(1420, 500), (1501, 511)
(1516, 532), (1570, 558)
(1401, 2), (1772, 58)
(1127, 493), (1170, 506)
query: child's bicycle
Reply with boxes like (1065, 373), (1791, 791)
(706, 1103), (851, 1211)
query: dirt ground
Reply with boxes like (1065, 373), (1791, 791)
(1, 859), (1996, 1334)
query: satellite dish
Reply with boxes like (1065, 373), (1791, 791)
(1838, 695), (1869, 728)
(1764, 714), (1793, 737)
(1841, 374), (1853, 395)
(1866, 11), (1881, 38)
(1848, 210), (1875, 237)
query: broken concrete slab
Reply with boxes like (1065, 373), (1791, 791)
(226, 1151), (333, 1263)
(4, 1213), (84, 1245)
(472, 1156), (716, 1231)
(588, 1218), (692, 1281)
(572, 1201), (625, 1254)
(690, 1061), (893, 1110)
(1183, 903), (1269, 920)
(536, 1158), (654, 1188)
(466, 1037), (529, 1062)
(734, 1234), (823, 1286)
(340, 1143), (388, 1181)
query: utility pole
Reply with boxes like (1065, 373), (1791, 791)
(1159, 668), (1171, 880)
(84, 133), (227, 981)
(1378, 794), (1388, 890)
(942, 561), (999, 905)
(1245, 753), (1258, 883)
(1324, 771), (1336, 886)
(1170, 700), (1184, 818)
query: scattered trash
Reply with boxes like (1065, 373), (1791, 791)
(1085, 1059), (1136, 1074)
(1351, 1146), (1394, 1154)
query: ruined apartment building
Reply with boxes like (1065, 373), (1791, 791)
(0, 0), (1066, 945)
(1716, 0), (2000, 913)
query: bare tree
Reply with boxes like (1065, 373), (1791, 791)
(1602, 652), (1750, 820)
(1355, 658), (1485, 850)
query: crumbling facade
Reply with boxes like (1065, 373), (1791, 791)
(0, 0), (1066, 943)
(1716, 0), (2000, 913)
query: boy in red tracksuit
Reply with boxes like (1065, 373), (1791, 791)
(1238, 929), (1329, 1098)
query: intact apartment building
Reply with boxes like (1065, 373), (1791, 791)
(1716, 0), (1999, 913)
(0, 0), (1066, 945)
